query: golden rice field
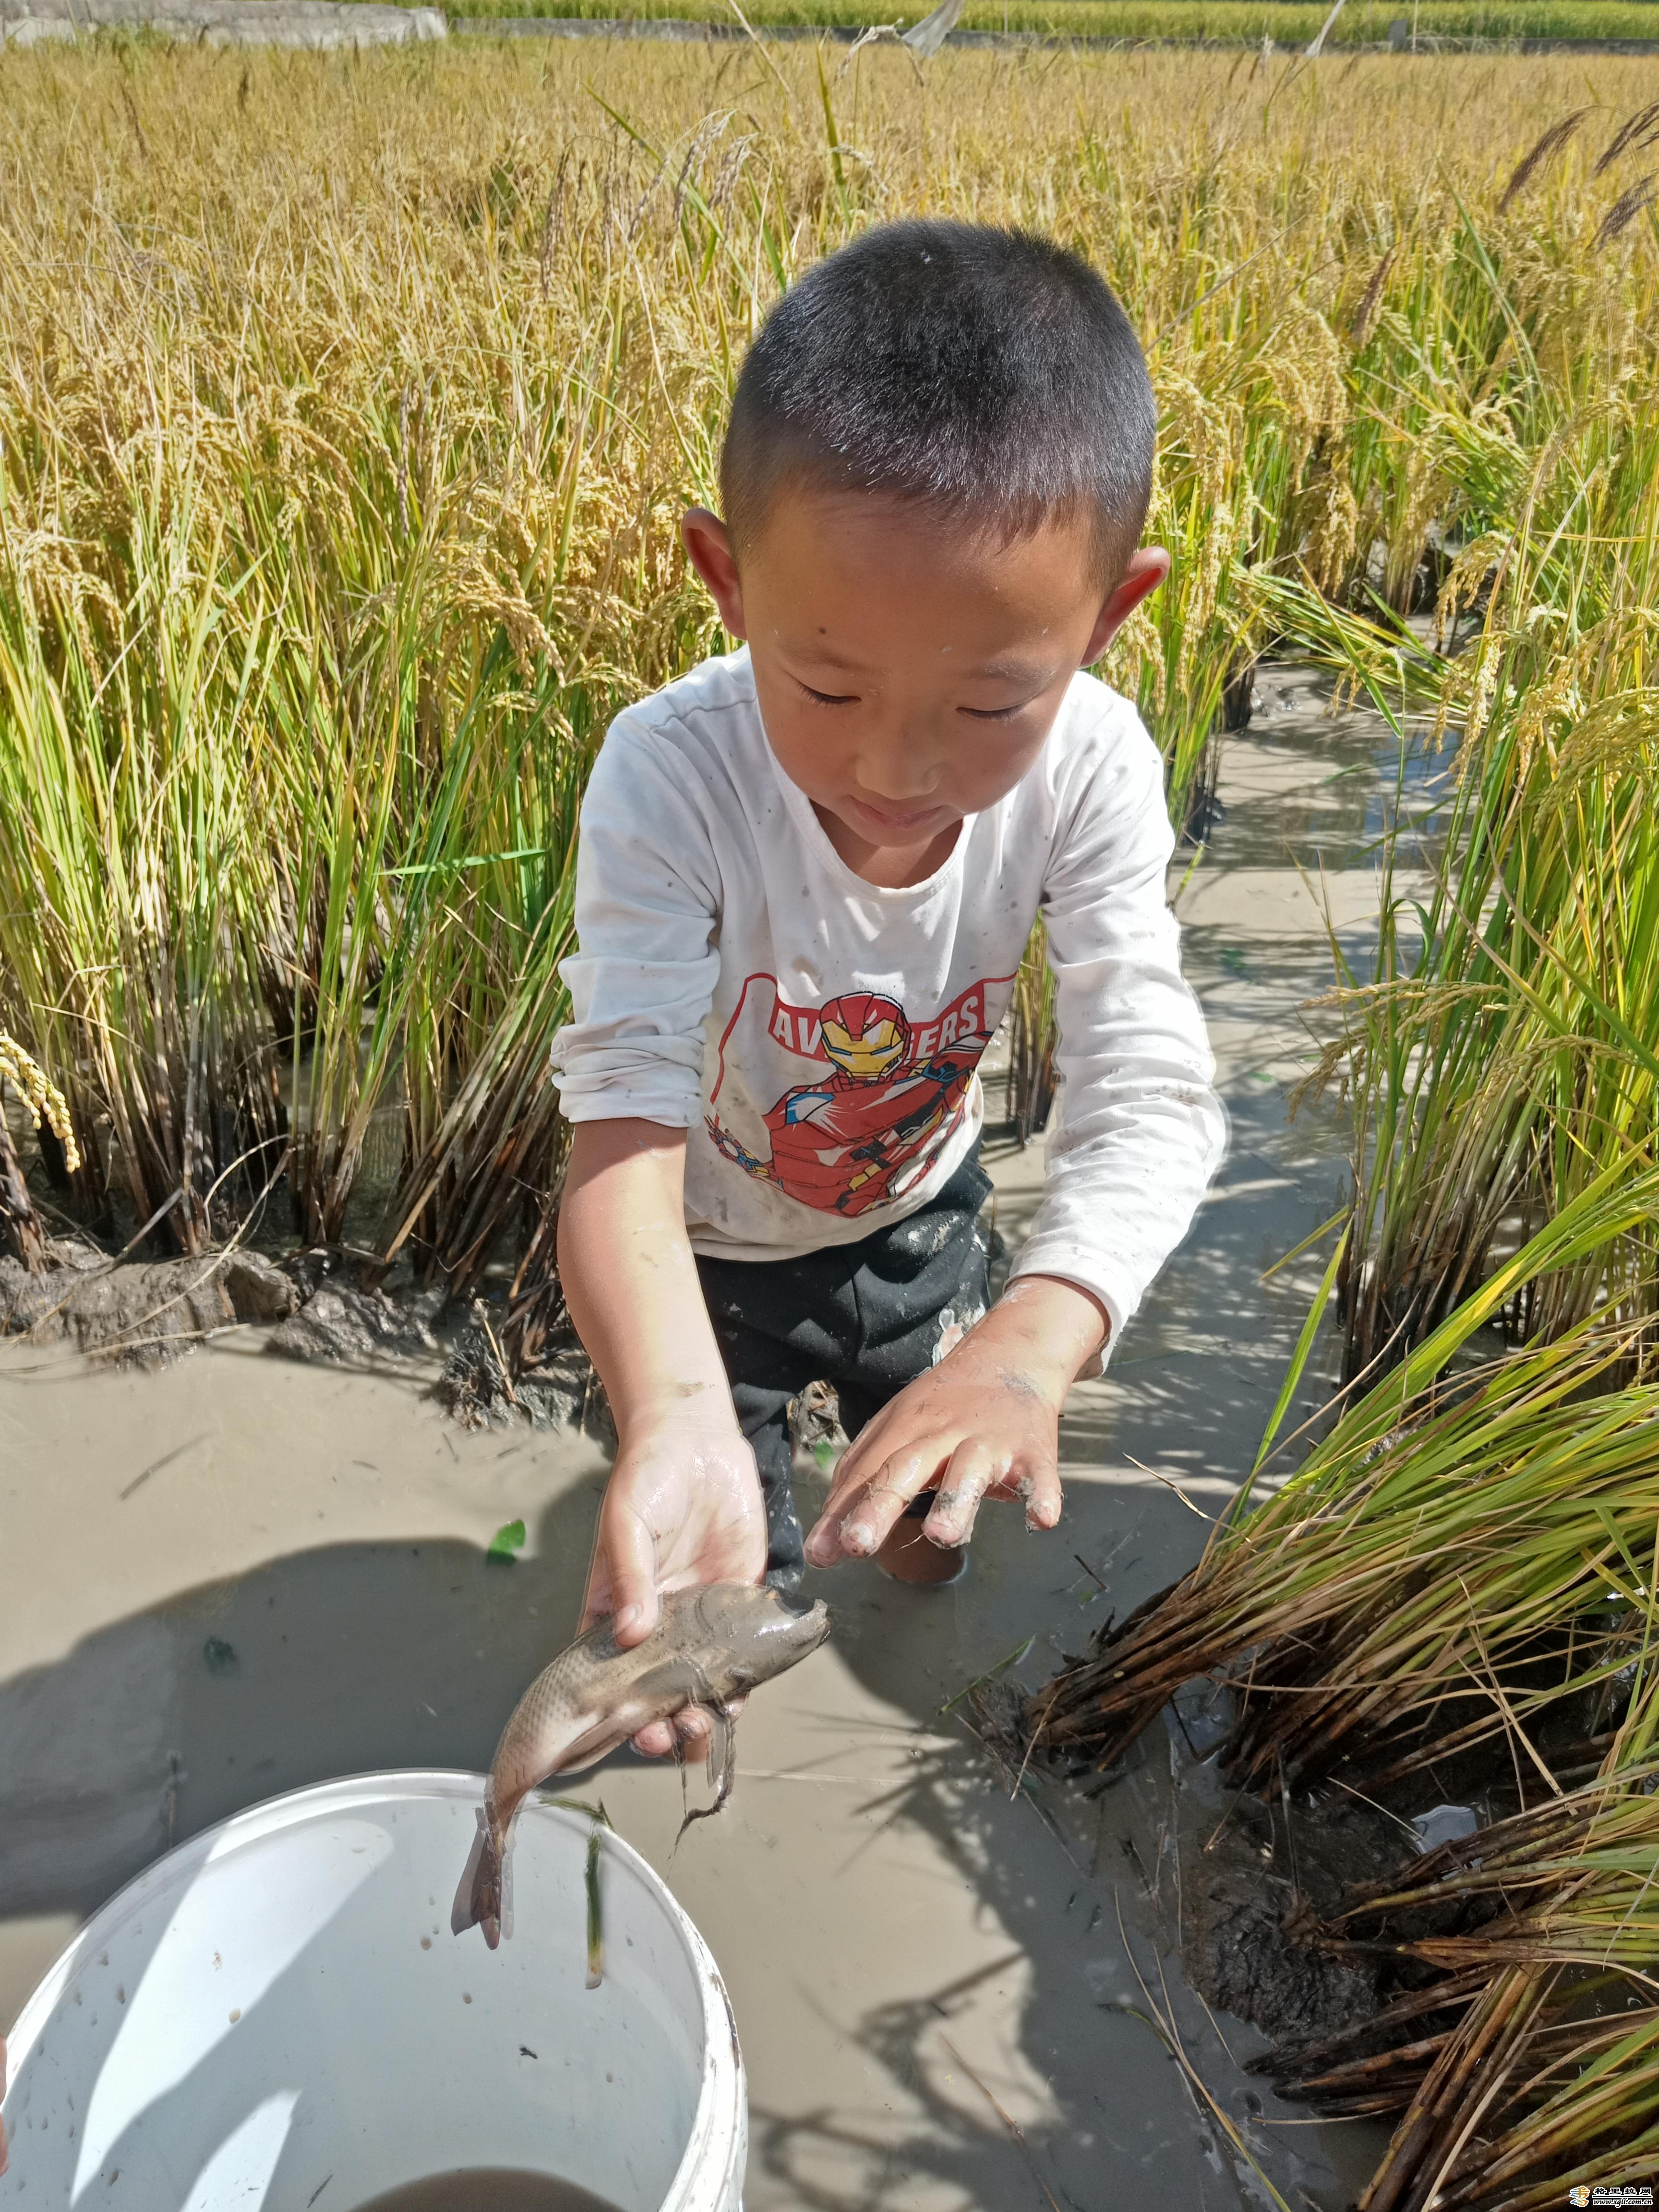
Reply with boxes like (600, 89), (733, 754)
(3, 37), (1659, 2203)
(0, 37), (1651, 1263)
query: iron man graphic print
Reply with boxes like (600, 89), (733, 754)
(706, 977), (997, 1219)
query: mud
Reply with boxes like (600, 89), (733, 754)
(979, 1672), (1403, 2052)
(268, 1276), (446, 1371)
(0, 1233), (479, 1381)
(1183, 1785), (1395, 2045)
(0, 1237), (462, 1376)
(435, 1317), (602, 1434)
(0, 1240), (296, 1367)
(0, 665), (1431, 2210)
(1182, 1677), (1625, 2056)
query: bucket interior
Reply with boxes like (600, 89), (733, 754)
(3, 1776), (717, 2211)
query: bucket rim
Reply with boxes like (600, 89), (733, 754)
(3, 1767), (746, 2212)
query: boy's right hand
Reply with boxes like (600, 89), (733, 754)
(578, 1415), (768, 1760)
(559, 1118), (767, 1758)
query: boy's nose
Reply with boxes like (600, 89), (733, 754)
(855, 747), (943, 805)
(860, 785), (939, 812)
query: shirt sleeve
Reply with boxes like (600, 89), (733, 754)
(1009, 707), (1227, 1353)
(549, 717), (721, 1128)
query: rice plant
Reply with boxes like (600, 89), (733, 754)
(1023, 113), (1659, 2188)
(1025, 1163), (1659, 1783)
(1026, 1163), (1659, 2197)
(1, 40), (1657, 1317)
(1288, 395), (1659, 1381)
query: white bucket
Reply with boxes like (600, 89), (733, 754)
(2, 1771), (745, 2212)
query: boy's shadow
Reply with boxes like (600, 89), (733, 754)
(757, 1508), (1215, 2212)
(0, 1480), (607, 1925)
(758, 1447), (1377, 2212)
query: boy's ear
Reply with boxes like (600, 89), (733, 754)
(1081, 547), (1170, 667)
(682, 508), (747, 638)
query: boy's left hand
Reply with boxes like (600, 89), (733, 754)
(803, 1275), (1108, 1564)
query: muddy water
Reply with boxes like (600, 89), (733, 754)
(0, 669), (1433, 2210)
(354, 2176), (622, 2212)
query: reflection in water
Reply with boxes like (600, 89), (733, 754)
(356, 2176), (625, 2212)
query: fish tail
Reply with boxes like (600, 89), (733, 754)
(472, 1824), (506, 1950)
(451, 1803), (508, 1949)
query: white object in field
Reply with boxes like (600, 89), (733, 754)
(901, 0), (964, 56)
(1409, 1803), (1481, 1853)
(1, 1771), (745, 2212)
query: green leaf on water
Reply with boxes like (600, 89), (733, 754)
(487, 1518), (527, 1562)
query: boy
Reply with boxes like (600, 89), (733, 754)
(551, 221), (1225, 1758)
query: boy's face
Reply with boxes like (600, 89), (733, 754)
(683, 492), (1167, 882)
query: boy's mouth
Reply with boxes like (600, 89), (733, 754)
(846, 794), (950, 836)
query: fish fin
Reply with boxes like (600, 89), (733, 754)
(674, 1702), (738, 1845)
(549, 1719), (636, 1776)
(710, 1701), (737, 1812)
(451, 1806), (503, 1948)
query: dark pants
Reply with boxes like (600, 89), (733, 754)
(696, 1151), (993, 1588)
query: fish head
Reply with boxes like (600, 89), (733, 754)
(697, 1582), (831, 1692)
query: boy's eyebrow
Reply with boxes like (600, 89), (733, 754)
(973, 654), (1054, 684)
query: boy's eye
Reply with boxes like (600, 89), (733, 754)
(799, 681), (858, 707)
(960, 700), (1031, 722)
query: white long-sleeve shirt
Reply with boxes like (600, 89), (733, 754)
(551, 647), (1225, 1349)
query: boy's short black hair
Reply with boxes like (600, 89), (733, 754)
(721, 220), (1154, 582)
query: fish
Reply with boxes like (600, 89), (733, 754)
(452, 1582), (831, 1948)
